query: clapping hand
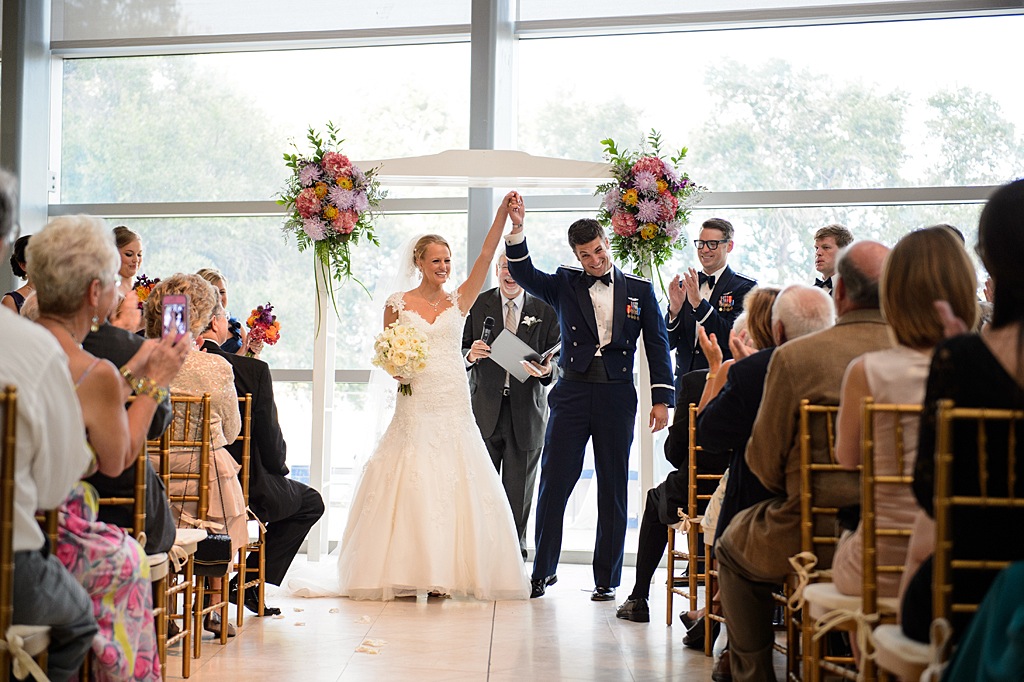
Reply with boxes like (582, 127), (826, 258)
(728, 328), (757, 361)
(934, 300), (969, 338)
(667, 275), (686, 318)
(681, 268), (703, 309)
(697, 327), (723, 375)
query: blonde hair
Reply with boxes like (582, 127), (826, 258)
(144, 273), (219, 338)
(28, 215), (119, 316)
(412, 234), (450, 268)
(741, 286), (782, 350)
(881, 227), (978, 349)
(196, 267), (226, 288)
(113, 225), (141, 250)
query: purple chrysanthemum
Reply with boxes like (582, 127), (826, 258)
(603, 188), (619, 212)
(328, 186), (356, 211)
(636, 198), (662, 223)
(302, 217), (327, 241)
(351, 167), (366, 185)
(664, 220), (682, 241)
(350, 191), (369, 213)
(632, 171), (658, 194)
(663, 165), (680, 183)
(298, 162), (322, 187)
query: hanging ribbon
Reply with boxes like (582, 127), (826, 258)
(811, 607), (881, 681)
(919, 618), (952, 682)
(1, 629), (51, 681)
(786, 551), (823, 611)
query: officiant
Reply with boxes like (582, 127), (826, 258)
(463, 253), (560, 559)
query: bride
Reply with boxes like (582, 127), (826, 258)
(297, 191), (531, 601)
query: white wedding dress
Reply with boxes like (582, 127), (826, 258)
(301, 291), (530, 601)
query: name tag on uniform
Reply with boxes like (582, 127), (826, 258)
(626, 297), (640, 320)
(718, 293), (734, 312)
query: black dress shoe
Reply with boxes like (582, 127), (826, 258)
(615, 597), (650, 622)
(682, 616), (720, 650)
(530, 574), (557, 598)
(711, 649), (732, 682)
(591, 586), (616, 601)
(229, 585), (282, 616)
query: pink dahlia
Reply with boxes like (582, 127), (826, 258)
(632, 171), (658, 195)
(636, 198), (662, 224)
(295, 187), (321, 219)
(335, 210), (358, 234)
(321, 151), (352, 178)
(302, 217), (327, 241)
(611, 211), (637, 237)
(298, 162), (322, 187)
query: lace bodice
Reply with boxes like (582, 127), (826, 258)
(169, 350), (241, 450)
(385, 290), (472, 418)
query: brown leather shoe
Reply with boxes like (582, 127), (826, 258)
(711, 650), (732, 682)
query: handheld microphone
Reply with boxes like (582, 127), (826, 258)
(481, 316), (495, 344)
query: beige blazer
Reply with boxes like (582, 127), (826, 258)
(717, 308), (895, 581)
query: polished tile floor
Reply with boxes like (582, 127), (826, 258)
(164, 560), (737, 681)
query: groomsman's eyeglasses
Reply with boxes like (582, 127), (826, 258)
(693, 239), (730, 250)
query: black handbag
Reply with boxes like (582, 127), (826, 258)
(193, 532), (233, 577)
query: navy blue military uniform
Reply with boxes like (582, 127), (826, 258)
(506, 236), (675, 589)
(666, 265), (756, 395)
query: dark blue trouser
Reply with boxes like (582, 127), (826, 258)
(531, 378), (637, 588)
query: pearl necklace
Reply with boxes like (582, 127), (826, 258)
(424, 292), (445, 310)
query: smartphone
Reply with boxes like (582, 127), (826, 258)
(161, 294), (189, 339)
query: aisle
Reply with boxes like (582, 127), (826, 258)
(165, 561), (723, 681)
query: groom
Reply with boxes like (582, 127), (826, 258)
(504, 196), (675, 600)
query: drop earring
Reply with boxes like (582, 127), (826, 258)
(90, 313), (100, 333)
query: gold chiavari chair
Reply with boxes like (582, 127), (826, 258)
(666, 404), (725, 647)
(151, 425), (198, 679)
(231, 394), (266, 627)
(165, 394), (231, 660)
(874, 401), (1024, 680)
(801, 400), (921, 682)
(1, 386), (51, 682)
(783, 401), (847, 682)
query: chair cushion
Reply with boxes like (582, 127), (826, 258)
(147, 552), (170, 581)
(872, 623), (930, 680)
(174, 527), (207, 554)
(803, 582), (899, 620)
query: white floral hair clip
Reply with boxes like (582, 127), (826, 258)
(521, 316), (540, 327)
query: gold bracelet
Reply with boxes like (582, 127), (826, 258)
(119, 365), (169, 403)
(706, 373), (717, 382)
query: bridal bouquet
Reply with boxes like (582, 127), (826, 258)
(596, 130), (705, 277)
(372, 322), (429, 396)
(133, 274), (160, 310)
(245, 302), (281, 358)
(278, 122), (386, 301)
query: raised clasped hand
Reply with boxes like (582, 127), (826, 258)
(504, 191), (524, 230)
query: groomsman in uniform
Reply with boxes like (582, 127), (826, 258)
(503, 195), (675, 601)
(812, 223), (854, 296)
(463, 253), (560, 559)
(666, 218), (756, 398)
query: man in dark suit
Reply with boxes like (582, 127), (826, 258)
(199, 302), (325, 615)
(666, 218), (756, 397)
(462, 253), (560, 559)
(504, 201), (675, 601)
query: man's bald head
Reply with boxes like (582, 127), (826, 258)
(836, 240), (890, 312)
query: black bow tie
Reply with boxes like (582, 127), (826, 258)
(815, 277), (833, 289)
(699, 272), (716, 289)
(584, 271), (612, 288)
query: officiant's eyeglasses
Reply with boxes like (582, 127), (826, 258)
(694, 239), (730, 250)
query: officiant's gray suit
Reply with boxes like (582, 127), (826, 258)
(462, 288), (560, 558)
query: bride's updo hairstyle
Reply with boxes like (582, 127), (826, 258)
(412, 234), (450, 268)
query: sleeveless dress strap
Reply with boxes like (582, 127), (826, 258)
(75, 357), (103, 388)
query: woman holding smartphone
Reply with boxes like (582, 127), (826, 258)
(144, 272), (249, 637)
(29, 215), (189, 680)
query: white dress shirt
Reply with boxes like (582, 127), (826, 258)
(590, 269), (614, 356)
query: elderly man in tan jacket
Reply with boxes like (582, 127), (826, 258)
(715, 240), (895, 681)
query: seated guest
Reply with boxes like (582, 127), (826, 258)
(145, 273), (248, 637)
(2, 234), (32, 312)
(30, 215), (188, 680)
(197, 267), (247, 354)
(901, 179), (1024, 643)
(0, 173), (98, 682)
(83, 313), (176, 553)
(615, 286), (780, 627)
(716, 241), (894, 679)
(831, 227), (978, 599)
(198, 297), (325, 616)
